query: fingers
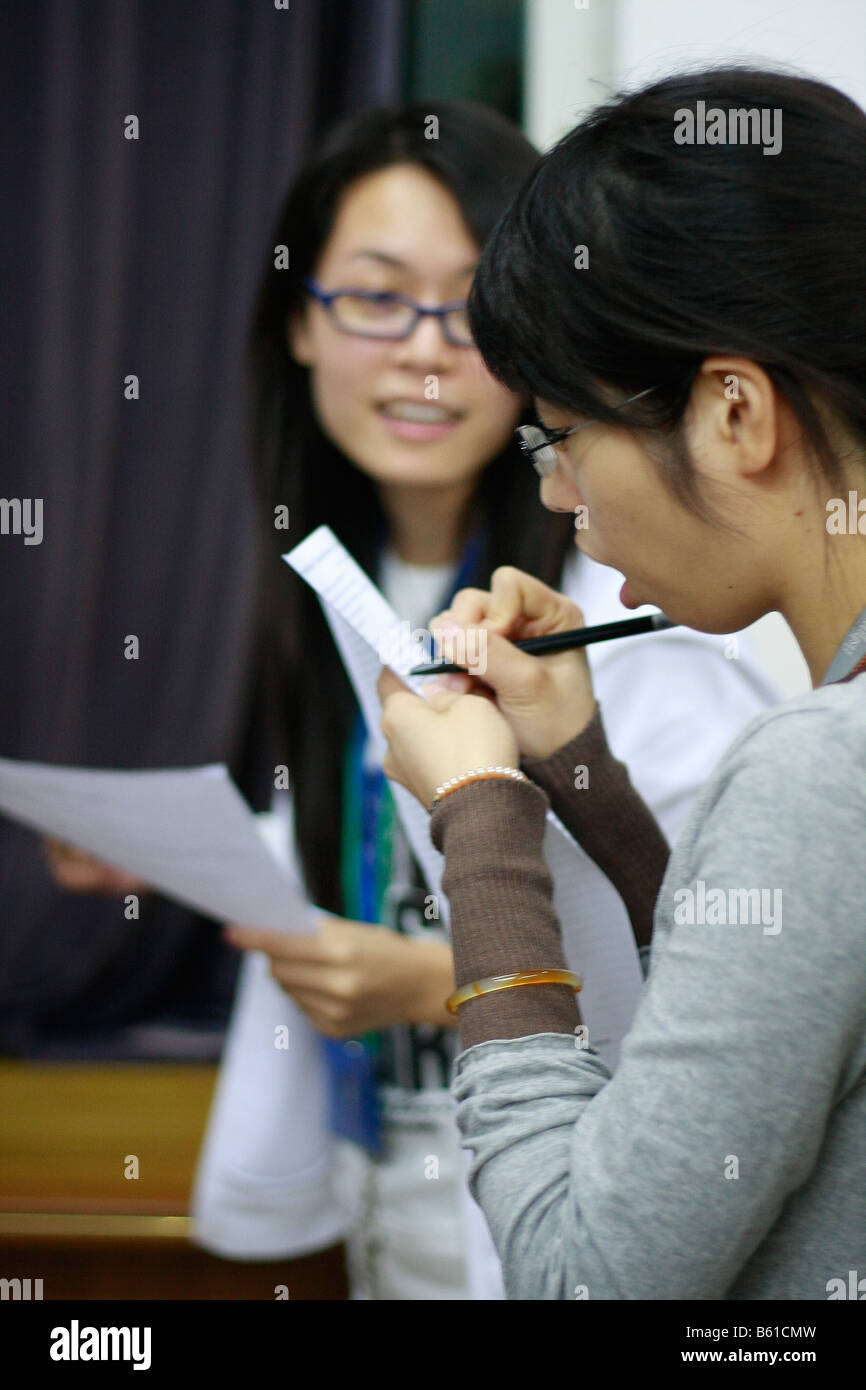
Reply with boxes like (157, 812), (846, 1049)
(426, 614), (560, 699)
(427, 672), (474, 695)
(379, 686), (442, 788)
(486, 567), (584, 636)
(425, 622), (564, 705)
(261, 962), (350, 1032)
(45, 839), (96, 878)
(378, 683), (463, 786)
(223, 925), (329, 961)
(378, 687), (425, 736)
(47, 853), (104, 890)
(268, 960), (340, 994)
(430, 570), (584, 673)
(278, 985), (356, 1037)
(466, 626), (553, 701)
(46, 838), (80, 863)
(381, 748), (403, 785)
(420, 682), (466, 711)
(379, 662), (468, 705)
(377, 665), (411, 702)
(44, 840), (143, 893)
(429, 588), (491, 628)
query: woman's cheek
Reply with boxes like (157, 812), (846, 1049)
(308, 357), (374, 445)
(464, 386), (522, 460)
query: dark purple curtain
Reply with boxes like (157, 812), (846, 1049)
(0, 0), (404, 1055)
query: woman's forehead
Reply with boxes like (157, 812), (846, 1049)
(323, 166), (480, 274)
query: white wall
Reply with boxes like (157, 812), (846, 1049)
(525, 0), (615, 151)
(614, 0), (866, 119)
(522, 0), (861, 696)
(526, 0), (866, 151)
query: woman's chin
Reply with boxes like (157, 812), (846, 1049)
(364, 455), (485, 495)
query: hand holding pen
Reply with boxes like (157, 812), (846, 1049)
(380, 566), (677, 799)
(411, 567), (606, 762)
(377, 566), (599, 804)
(412, 568), (674, 761)
(410, 610), (675, 675)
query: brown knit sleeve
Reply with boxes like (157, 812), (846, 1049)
(430, 777), (580, 1049)
(520, 707), (670, 950)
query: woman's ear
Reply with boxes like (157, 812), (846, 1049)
(287, 307), (314, 366)
(693, 356), (777, 480)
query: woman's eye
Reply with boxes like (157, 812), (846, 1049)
(343, 293), (402, 317)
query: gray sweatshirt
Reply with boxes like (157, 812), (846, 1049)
(432, 674), (866, 1299)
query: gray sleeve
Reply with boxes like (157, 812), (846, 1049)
(451, 704), (866, 1299)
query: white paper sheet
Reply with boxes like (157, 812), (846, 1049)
(0, 758), (316, 931)
(285, 525), (644, 1068)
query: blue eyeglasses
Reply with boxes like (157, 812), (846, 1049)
(304, 277), (473, 347)
(517, 387), (658, 477)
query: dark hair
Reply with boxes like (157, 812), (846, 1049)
(469, 67), (866, 514)
(246, 100), (574, 911)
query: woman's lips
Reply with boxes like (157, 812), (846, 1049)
(619, 579), (639, 610)
(376, 401), (462, 441)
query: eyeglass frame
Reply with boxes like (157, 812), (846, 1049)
(303, 276), (473, 347)
(517, 386), (659, 477)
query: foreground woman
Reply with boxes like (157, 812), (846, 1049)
(378, 67), (866, 1299)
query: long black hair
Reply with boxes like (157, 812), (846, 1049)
(469, 67), (866, 517)
(246, 100), (574, 911)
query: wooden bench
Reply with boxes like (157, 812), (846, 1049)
(0, 1061), (347, 1299)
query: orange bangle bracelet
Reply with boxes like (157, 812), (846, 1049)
(445, 968), (582, 1016)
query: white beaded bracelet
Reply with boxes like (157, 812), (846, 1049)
(429, 765), (528, 812)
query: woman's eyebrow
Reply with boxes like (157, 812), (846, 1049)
(344, 249), (478, 276)
(346, 249), (409, 269)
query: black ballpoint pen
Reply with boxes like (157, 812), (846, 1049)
(408, 612), (677, 676)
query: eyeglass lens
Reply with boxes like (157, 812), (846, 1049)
(328, 293), (472, 344)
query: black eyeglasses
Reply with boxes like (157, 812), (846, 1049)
(304, 277), (473, 347)
(517, 387), (658, 477)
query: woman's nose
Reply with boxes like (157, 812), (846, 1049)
(539, 466), (578, 514)
(391, 311), (456, 368)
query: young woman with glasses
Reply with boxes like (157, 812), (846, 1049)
(378, 69), (866, 1300)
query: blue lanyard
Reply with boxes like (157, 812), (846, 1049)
(822, 602), (866, 684)
(355, 529), (484, 920)
(325, 531), (484, 1155)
